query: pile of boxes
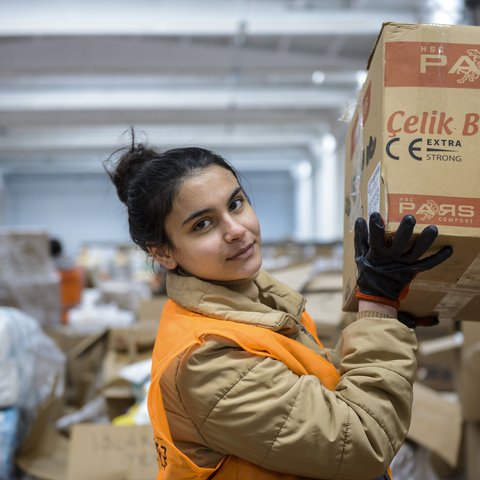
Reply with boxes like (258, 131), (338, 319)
(14, 296), (167, 480)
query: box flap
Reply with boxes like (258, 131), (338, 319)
(407, 382), (462, 467)
(66, 424), (157, 480)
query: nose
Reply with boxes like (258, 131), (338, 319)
(223, 215), (247, 242)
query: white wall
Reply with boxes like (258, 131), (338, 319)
(242, 170), (295, 242)
(3, 173), (130, 256)
(2, 170), (296, 256)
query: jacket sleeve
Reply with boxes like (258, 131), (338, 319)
(175, 315), (417, 480)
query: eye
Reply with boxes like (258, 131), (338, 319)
(229, 197), (244, 211)
(193, 219), (212, 232)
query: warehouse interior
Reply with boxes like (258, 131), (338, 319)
(1, 1), (479, 479)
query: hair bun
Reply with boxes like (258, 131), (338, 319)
(105, 141), (156, 205)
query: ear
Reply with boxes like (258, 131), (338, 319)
(149, 245), (178, 270)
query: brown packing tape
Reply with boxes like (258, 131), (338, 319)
(434, 251), (480, 319)
(407, 251), (480, 320)
(412, 280), (454, 293)
(435, 290), (479, 319)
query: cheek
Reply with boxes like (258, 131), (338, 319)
(178, 237), (220, 263)
(248, 212), (261, 237)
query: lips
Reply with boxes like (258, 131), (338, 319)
(227, 242), (255, 261)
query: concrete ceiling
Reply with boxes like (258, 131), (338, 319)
(0, 0), (473, 173)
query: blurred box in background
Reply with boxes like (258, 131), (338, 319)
(0, 230), (61, 327)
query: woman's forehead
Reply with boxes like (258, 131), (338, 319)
(178, 165), (239, 198)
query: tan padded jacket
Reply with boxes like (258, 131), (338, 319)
(159, 270), (417, 480)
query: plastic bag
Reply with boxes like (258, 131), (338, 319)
(0, 407), (19, 480)
(0, 307), (65, 441)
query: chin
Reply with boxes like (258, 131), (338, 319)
(237, 258), (263, 280)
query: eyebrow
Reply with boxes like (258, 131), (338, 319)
(181, 186), (243, 226)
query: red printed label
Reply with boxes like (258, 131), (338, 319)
(349, 111), (359, 161)
(385, 42), (480, 89)
(388, 193), (480, 227)
(362, 82), (371, 124)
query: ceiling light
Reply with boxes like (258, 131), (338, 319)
(311, 71), (325, 85)
(423, 0), (464, 24)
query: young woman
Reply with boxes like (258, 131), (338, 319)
(106, 140), (452, 480)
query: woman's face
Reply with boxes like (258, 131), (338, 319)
(158, 164), (262, 281)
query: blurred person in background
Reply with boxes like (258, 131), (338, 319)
(105, 135), (452, 480)
(50, 238), (84, 324)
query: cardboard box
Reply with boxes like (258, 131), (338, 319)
(343, 22), (480, 321)
(16, 386), (68, 480)
(416, 330), (462, 391)
(0, 230), (61, 327)
(47, 326), (110, 407)
(101, 349), (152, 419)
(17, 397), (157, 480)
(407, 382), (462, 468)
(459, 321), (480, 420)
(66, 424), (157, 480)
(267, 263), (315, 292)
(137, 295), (169, 323)
(304, 291), (345, 348)
(109, 321), (158, 361)
(465, 421), (480, 480)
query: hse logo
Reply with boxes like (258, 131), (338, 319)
(421, 47), (480, 84)
(386, 137), (462, 162)
(389, 194), (479, 227)
(385, 42), (480, 89)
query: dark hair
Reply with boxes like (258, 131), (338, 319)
(50, 238), (63, 257)
(105, 134), (243, 253)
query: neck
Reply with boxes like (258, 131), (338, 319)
(210, 275), (260, 303)
(173, 266), (261, 303)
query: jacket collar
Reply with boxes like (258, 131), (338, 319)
(166, 269), (305, 334)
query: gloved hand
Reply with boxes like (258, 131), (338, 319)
(354, 212), (453, 309)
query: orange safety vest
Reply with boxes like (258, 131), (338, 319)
(58, 266), (84, 324)
(148, 300), (391, 480)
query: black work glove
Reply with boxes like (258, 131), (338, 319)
(397, 311), (439, 329)
(354, 212), (453, 308)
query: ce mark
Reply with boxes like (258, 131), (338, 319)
(386, 137), (422, 161)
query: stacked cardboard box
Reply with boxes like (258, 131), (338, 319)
(343, 22), (480, 322)
(343, 22), (480, 479)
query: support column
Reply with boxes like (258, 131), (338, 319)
(310, 134), (342, 243)
(0, 171), (7, 225)
(291, 160), (314, 241)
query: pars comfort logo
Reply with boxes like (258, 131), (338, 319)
(412, 199), (440, 221)
(389, 194), (479, 227)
